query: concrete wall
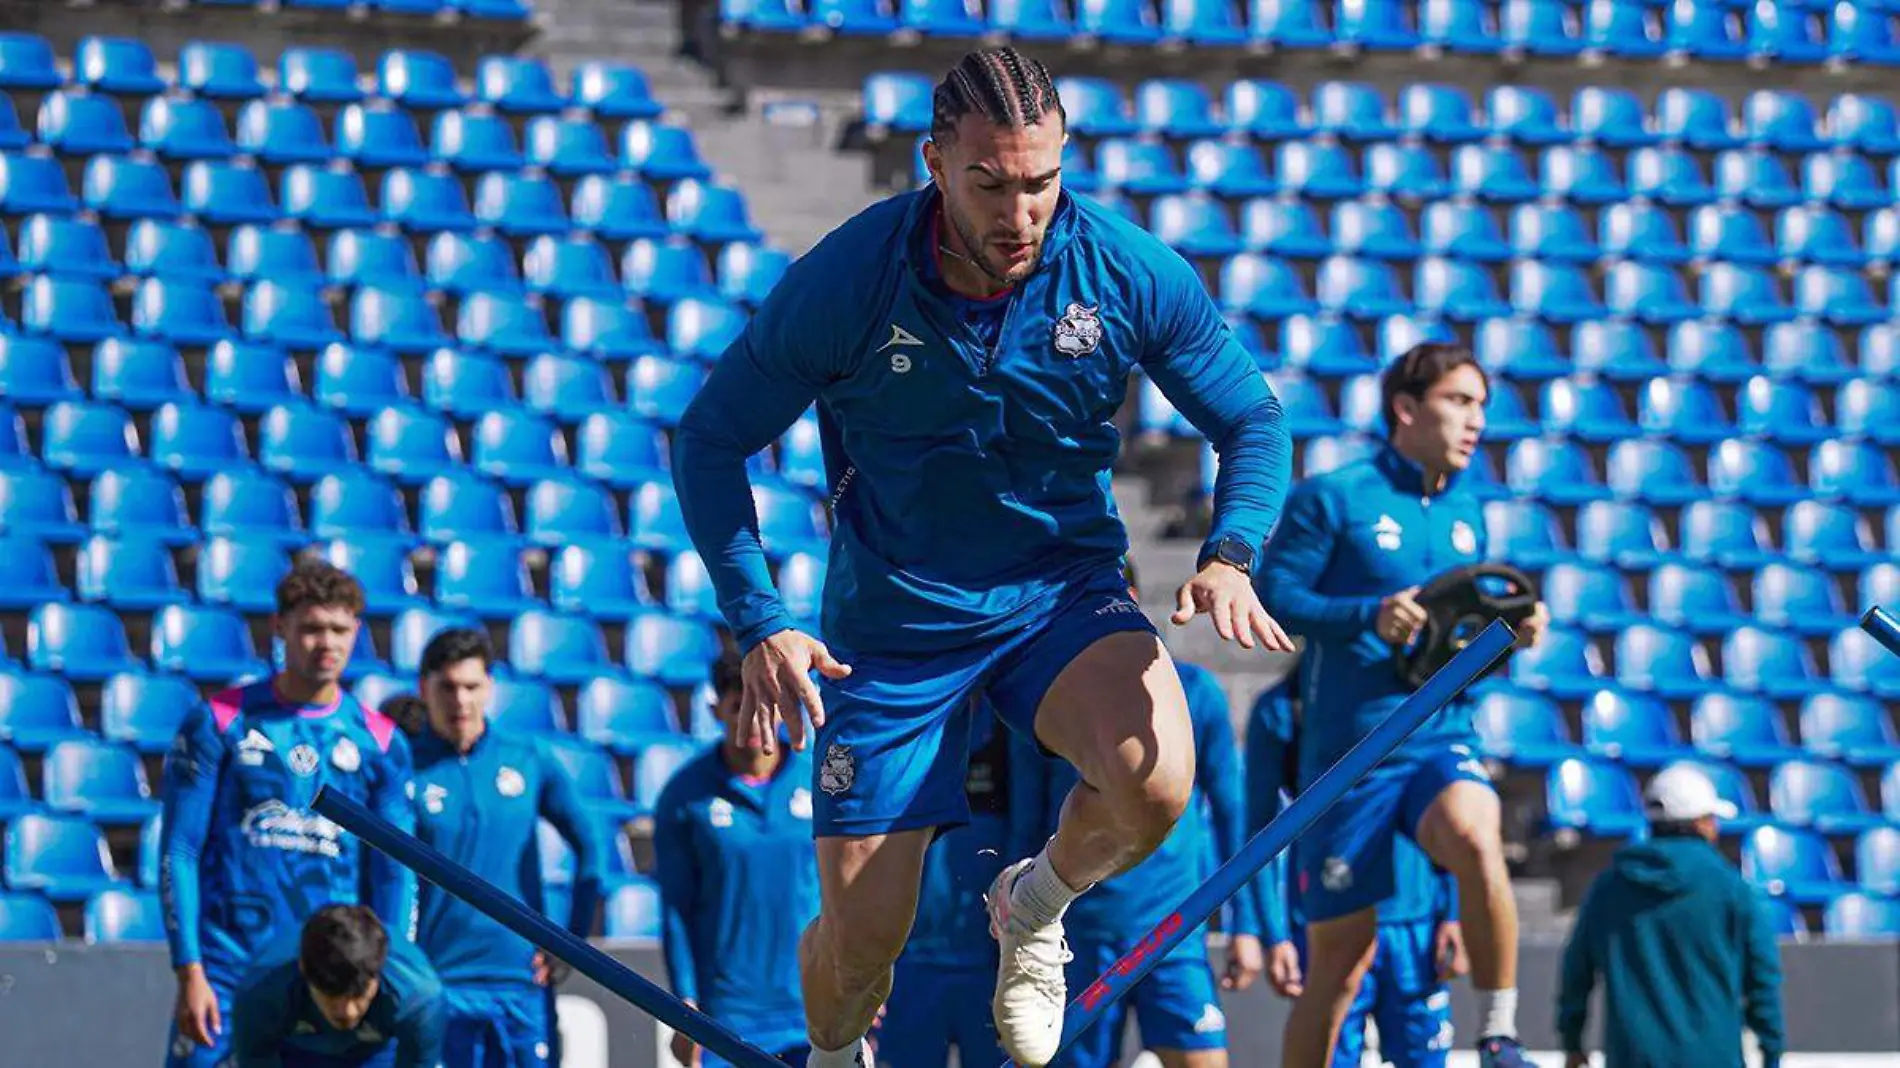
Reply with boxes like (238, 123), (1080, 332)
(5, 939), (1896, 1067)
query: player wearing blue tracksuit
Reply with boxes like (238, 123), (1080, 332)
(409, 629), (604, 1068)
(1249, 682), (1459, 1068)
(163, 681), (417, 1068)
(655, 739), (819, 1066)
(229, 908), (446, 1068)
(877, 706), (1011, 1068)
(1010, 659), (1257, 1068)
(670, 182), (1289, 841)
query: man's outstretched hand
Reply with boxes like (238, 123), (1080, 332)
(739, 629), (852, 754)
(1171, 562), (1295, 652)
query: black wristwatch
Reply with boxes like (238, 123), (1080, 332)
(1199, 535), (1255, 576)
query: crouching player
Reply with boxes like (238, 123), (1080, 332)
(228, 903), (445, 1068)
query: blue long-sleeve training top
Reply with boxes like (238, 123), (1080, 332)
(411, 726), (604, 989)
(672, 185), (1291, 656)
(1010, 660), (1260, 948)
(653, 745), (818, 1052)
(160, 681), (417, 981)
(229, 928), (445, 1068)
(903, 706), (1010, 970)
(1255, 443), (1489, 781)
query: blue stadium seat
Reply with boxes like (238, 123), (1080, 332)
(1678, 499), (1776, 571)
(0, 334), (79, 405)
(1713, 149), (1802, 210)
(1501, 0), (1584, 55)
(0, 668), (86, 752)
(571, 62), (663, 121)
(1472, 317), (1566, 379)
(4, 814), (120, 903)
(1649, 562), (1752, 635)
(1654, 87), (1739, 150)
(1744, 89), (1824, 152)
(1096, 138), (1188, 196)
(623, 238), (718, 303)
(1219, 254), (1316, 317)
(1512, 260), (1607, 322)
(314, 471), (410, 544)
(1829, 93), (1900, 154)
(1238, 200), (1329, 260)
(1802, 692), (1900, 769)
(1133, 81), (1223, 139)
(22, 276), (118, 345)
(1666, 320), (1757, 382)
(1513, 202), (1599, 262)
(1664, 0), (1745, 58)
(1776, 206), (1864, 267)
(317, 538), (426, 617)
(419, 348), (511, 423)
(75, 533), (182, 611)
(1540, 378), (1635, 443)
(1861, 563), (1900, 622)
(198, 526), (296, 610)
(325, 229), (420, 290)
(561, 296), (663, 364)
(1418, 202), (1507, 263)
(621, 121), (714, 183)
(152, 604), (269, 682)
(85, 887), (164, 944)
(754, 482), (827, 558)
(1581, 687), (1686, 768)
(1812, 439), (1900, 506)
(1785, 500), (1881, 570)
(1245, 0), (1329, 45)
(1330, 200), (1419, 262)
(133, 277), (231, 346)
(1832, 626), (1900, 700)
(1770, 759), (1883, 835)
(279, 165), (375, 230)
(1706, 439), (1805, 506)
(625, 354), (703, 428)
(628, 482), (692, 555)
(0, 744), (32, 819)
(600, 878), (662, 939)
(377, 50), (465, 110)
(147, 401), (247, 482)
(1754, 562), (1851, 636)
(87, 465), (193, 547)
(1635, 377), (1733, 445)
(1452, 143), (1540, 202)
(383, 608), (475, 678)
(29, 602), (140, 682)
(1795, 265), (1884, 325)
(484, 675), (564, 737)
(1571, 321), (1666, 384)
(1317, 256), (1408, 320)
(625, 613), (719, 688)
(1724, 626), (1827, 701)
(1764, 322), (1856, 387)
(138, 97), (234, 162)
(1857, 827), (1900, 896)
(1530, 145), (1619, 206)
(716, 240), (792, 307)
(1737, 378), (1830, 446)
(278, 46), (362, 104)
(1483, 499), (1570, 569)
(181, 160), (276, 226)
(204, 339), (300, 415)
(351, 285), (449, 352)
(624, 736), (698, 817)
(1416, 258), (1510, 321)
(242, 281), (340, 352)
(1544, 562), (1642, 633)
(1509, 624), (1603, 699)
(1071, 0), (1158, 41)
(1743, 824), (1846, 906)
(472, 411), (570, 487)
(1280, 314), (1377, 378)
(524, 475), (622, 548)
(1825, 892), (1900, 939)
(522, 351), (618, 423)
(982, 0), (1072, 36)
(1571, 86), (1652, 147)
(382, 168), (476, 233)
(775, 550), (827, 626)
(509, 609), (615, 686)
(1692, 692), (1803, 769)
(1507, 437), (1609, 505)
(426, 232), (521, 294)
(576, 676), (675, 755)
(548, 541), (651, 622)
(235, 100), (330, 165)
(365, 405), (462, 487)
(258, 403), (358, 484)
(432, 109), (523, 173)
(1278, 140), (1366, 200)
(1217, 80), (1301, 141)
(1311, 82), (1395, 143)
(73, 35), (162, 95)
(472, 172), (569, 238)
(664, 550), (721, 620)
(16, 214), (113, 281)
(1838, 378), (1900, 445)
(456, 291), (555, 358)
(667, 179), (763, 244)
(38, 91), (134, 156)
(1337, 0), (1418, 48)
(1685, 204), (1773, 266)
(1625, 146), (1714, 207)
(1615, 622), (1718, 700)
(1479, 86), (1562, 147)
(1856, 322), (1900, 379)
(573, 411), (666, 491)
(0, 535), (64, 611)
(226, 225), (321, 287)
(38, 399), (136, 478)
(1396, 84), (1482, 144)
(43, 740), (156, 825)
(1418, 0), (1501, 51)
(1, 152), (77, 217)
(1546, 757), (1646, 838)
(335, 105), (428, 171)
(433, 539), (539, 620)
(1583, 0), (1663, 57)
(1472, 686), (1581, 767)
(524, 116), (616, 178)
(0, 891), (60, 942)
(1748, 1), (1827, 63)
(0, 33), (61, 91)
(1803, 155), (1886, 214)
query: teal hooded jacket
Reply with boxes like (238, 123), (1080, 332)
(1557, 834), (1785, 1068)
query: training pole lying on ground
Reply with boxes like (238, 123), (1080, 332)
(1862, 605), (1900, 658)
(1022, 618), (1520, 1067)
(311, 789), (788, 1068)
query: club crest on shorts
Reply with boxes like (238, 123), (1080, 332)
(819, 743), (855, 796)
(1052, 302), (1103, 358)
(1321, 856), (1353, 892)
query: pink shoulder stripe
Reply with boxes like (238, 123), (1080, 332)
(363, 708), (398, 753)
(209, 688), (245, 734)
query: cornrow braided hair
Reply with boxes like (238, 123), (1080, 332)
(930, 46), (1064, 144)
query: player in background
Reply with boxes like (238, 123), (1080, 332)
(873, 703), (1011, 1068)
(409, 628), (605, 1067)
(1257, 342), (1547, 1068)
(656, 649), (820, 1068)
(1249, 681), (1466, 1068)
(1008, 560), (1263, 1068)
(162, 560), (417, 1068)
(229, 903), (446, 1068)
(670, 44), (1293, 1067)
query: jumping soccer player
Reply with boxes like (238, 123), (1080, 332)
(875, 704), (1011, 1068)
(1250, 682), (1465, 1068)
(162, 560), (417, 1068)
(229, 904), (445, 1068)
(671, 45), (1293, 1068)
(409, 628), (604, 1067)
(657, 649), (821, 1068)
(1009, 560), (1261, 1068)
(1257, 341), (1547, 1068)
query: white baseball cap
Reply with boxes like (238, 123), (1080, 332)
(1645, 764), (1739, 822)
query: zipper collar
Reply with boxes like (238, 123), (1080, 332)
(1376, 440), (1464, 498)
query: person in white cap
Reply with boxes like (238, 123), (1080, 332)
(1555, 764), (1786, 1068)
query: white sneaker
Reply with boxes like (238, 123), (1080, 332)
(986, 858), (1073, 1068)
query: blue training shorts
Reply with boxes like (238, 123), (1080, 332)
(1295, 744), (1491, 923)
(442, 985), (554, 1068)
(810, 564), (1157, 837)
(1053, 938), (1227, 1067)
(1331, 921), (1454, 1068)
(877, 960), (1004, 1068)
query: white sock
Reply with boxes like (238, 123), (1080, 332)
(1008, 843), (1088, 931)
(806, 1036), (873, 1067)
(1477, 988), (1518, 1040)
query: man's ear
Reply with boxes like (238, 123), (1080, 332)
(921, 137), (946, 187)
